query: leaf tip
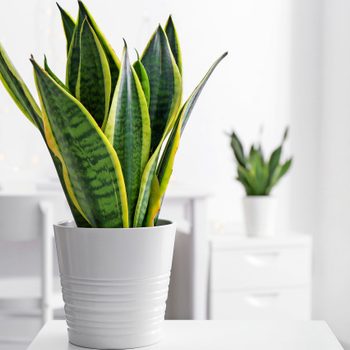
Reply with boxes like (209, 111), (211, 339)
(29, 56), (41, 74)
(122, 38), (127, 48)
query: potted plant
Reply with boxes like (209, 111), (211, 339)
(0, 2), (227, 348)
(229, 128), (292, 237)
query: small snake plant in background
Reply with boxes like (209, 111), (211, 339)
(0, 1), (227, 228)
(229, 128), (292, 196)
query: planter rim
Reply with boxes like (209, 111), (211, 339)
(54, 218), (175, 232)
(243, 195), (276, 199)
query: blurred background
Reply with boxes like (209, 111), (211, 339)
(1, 0), (349, 348)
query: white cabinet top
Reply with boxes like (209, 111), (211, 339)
(28, 320), (343, 350)
(210, 233), (312, 250)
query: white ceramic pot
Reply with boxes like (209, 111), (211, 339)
(54, 220), (176, 349)
(242, 196), (276, 237)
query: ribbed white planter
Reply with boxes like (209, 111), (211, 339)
(243, 196), (276, 237)
(54, 220), (176, 349)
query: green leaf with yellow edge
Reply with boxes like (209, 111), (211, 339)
(56, 3), (76, 54)
(0, 45), (88, 226)
(0, 44), (41, 128)
(141, 25), (182, 152)
(133, 51), (150, 105)
(78, 1), (120, 90)
(66, 8), (84, 94)
(104, 43), (151, 224)
(144, 175), (161, 227)
(50, 153), (91, 227)
(76, 19), (111, 127)
(31, 58), (129, 228)
(137, 53), (227, 226)
(165, 15), (182, 75)
(44, 55), (68, 91)
(133, 103), (182, 227)
(144, 53), (228, 224)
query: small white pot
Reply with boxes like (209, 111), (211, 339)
(242, 196), (277, 237)
(54, 220), (176, 349)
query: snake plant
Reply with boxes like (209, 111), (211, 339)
(0, 1), (227, 228)
(229, 128), (292, 196)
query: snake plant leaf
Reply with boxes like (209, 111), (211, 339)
(133, 146), (160, 227)
(50, 152), (91, 227)
(158, 53), (228, 194)
(104, 43), (151, 223)
(283, 126), (289, 141)
(237, 168), (254, 196)
(133, 104), (182, 227)
(144, 175), (161, 226)
(66, 8), (84, 94)
(0, 47), (89, 226)
(0, 45), (41, 128)
(266, 158), (292, 194)
(238, 166), (256, 195)
(141, 25), (182, 152)
(268, 145), (282, 176)
(279, 158), (292, 179)
(142, 52), (227, 224)
(44, 56), (68, 91)
(31, 58), (129, 228)
(230, 131), (246, 167)
(78, 1), (120, 90)
(56, 3), (76, 54)
(164, 16), (182, 75)
(76, 19), (111, 127)
(268, 127), (289, 179)
(133, 52), (150, 105)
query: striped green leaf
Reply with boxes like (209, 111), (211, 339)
(78, 1), (120, 90)
(133, 145), (161, 227)
(76, 19), (111, 127)
(145, 52), (228, 224)
(230, 131), (246, 167)
(144, 175), (161, 226)
(133, 52), (150, 105)
(165, 16), (182, 75)
(44, 56), (68, 91)
(31, 58), (129, 228)
(158, 54), (229, 187)
(0, 44), (42, 128)
(57, 3), (76, 54)
(104, 43), (151, 223)
(133, 95), (183, 227)
(0, 45), (89, 226)
(50, 153), (91, 227)
(66, 8), (84, 94)
(141, 25), (182, 152)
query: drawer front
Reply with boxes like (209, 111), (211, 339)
(210, 288), (311, 320)
(211, 247), (311, 290)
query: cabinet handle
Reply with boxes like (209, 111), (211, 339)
(245, 292), (280, 307)
(244, 252), (280, 266)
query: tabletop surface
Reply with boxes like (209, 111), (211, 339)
(28, 320), (343, 350)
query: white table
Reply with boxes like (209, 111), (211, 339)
(28, 320), (343, 350)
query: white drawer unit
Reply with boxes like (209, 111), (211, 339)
(209, 234), (312, 320)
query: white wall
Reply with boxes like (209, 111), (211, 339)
(289, 0), (350, 348)
(0, 0), (293, 231)
(314, 0), (350, 348)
